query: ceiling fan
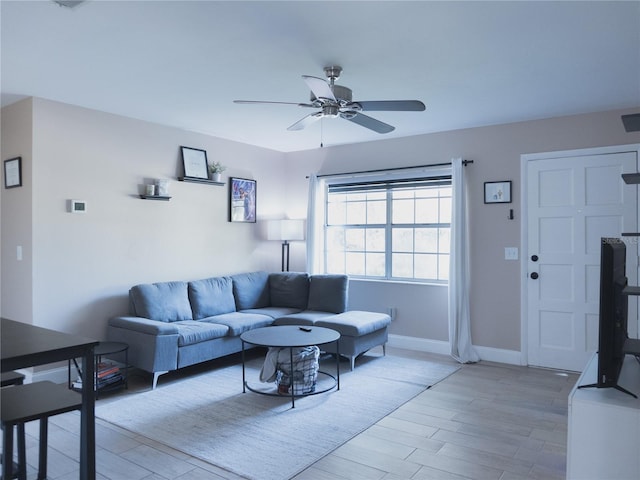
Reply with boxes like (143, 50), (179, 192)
(234, 66), (425, 134)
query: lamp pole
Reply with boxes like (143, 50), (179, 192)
(281, 240), (290, 272)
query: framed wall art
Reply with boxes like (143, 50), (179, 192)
(180, 146), (209, 180)
(229, 177), (256, 223)
(484, 181), (512, 204)
(4, 157), (22, 189)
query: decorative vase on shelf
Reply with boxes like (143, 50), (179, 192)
(209, 161), (226, 183)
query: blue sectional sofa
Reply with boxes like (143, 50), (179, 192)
(107, 271), (390, 388)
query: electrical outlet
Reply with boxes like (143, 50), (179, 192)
(388, 307), (396, 320)
(504, 247), (518, 260)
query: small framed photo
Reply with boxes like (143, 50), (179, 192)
(4, 157), (22, 189)
(180, 146), (209, 180)
(484, 181), (512, 204)
(229, 177), (257, 223)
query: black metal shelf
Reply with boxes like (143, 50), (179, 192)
(70, 377), (126, 395)
(178, 177), (225, 186)
(622, 173), (640, 184)
(619, 172), (640, 305)
(623, 286), (640, 296)
(68, 342), (129, 397)
(139, 195), (171, 200)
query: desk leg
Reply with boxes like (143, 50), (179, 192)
(38, 418), (48, 479)
(2, 421), (14, 479)
(80, 348), (96, 480)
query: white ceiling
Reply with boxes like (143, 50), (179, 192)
(1, 1), (639, 152)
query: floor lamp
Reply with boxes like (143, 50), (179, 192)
(267, 219), (305, 272)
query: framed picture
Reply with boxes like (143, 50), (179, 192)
(4, 157), (22, 189)
(180, 146), (209, 180)
(484, 181), (512, 204)
(229, 177), (257, 223)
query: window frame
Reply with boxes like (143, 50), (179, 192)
(322, 168), (453, 284)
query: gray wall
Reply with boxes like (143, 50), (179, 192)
(283, 108), (640, 358)
(2, 98), (288, 338)
(2, 97), (639, 361)
(1, 98), (33, 323)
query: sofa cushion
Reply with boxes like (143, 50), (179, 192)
(204, 312), (274, 336)
(240, 306), (303, 320)
(130, 281), (193, 322)
(189, 276), (236, 319)
(315, 311), (391, 337)
(307, 274), (348, 313)
(232, 271), (270, 310)
(273, 310), (334, 326)
(173, 321), (229, 346)
(269, 272), (310, 310)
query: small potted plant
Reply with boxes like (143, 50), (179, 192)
(209, 161), (226, 182)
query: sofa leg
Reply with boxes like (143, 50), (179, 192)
(152, 371), (168, 389)
(350, 356), (355, 371)
(383, 343), (386, 356)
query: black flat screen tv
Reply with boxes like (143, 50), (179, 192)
(593, 237), (634, 396)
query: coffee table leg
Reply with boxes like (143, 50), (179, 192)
(290, 347), (295, 408)
(242, 341), (246, 393)
(336, 339), (340, 390)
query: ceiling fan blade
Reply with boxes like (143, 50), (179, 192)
(302, 75), (336, 102)
(287, 112), (323, 131)
(354, 100), (425, 112)
(234, 100), (315, 107)
(343, 112), (395, 134)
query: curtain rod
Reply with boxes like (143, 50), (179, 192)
(308, 160), (473, 179)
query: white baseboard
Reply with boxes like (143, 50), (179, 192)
(21, 365), (70, 385)
(388, 334), (522, 366)
(473, 345), (524, 366)
(388, 334), (450, 355)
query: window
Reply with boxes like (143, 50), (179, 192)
(324, 175), (452, 283)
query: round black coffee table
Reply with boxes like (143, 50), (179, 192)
(241, 325), (340, 408)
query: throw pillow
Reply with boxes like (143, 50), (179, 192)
(189, 276), (236, 319)
(232, 271), (270, 310)
(269, 272), (310, 310)
(130, 281), (193, 322)
(307, 274), (349, 313)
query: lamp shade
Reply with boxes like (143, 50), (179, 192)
(267, 219), (305, 241)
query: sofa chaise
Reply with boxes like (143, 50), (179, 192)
(107, 271), (391, 388)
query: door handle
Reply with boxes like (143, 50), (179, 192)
(530, 272), (539, 280)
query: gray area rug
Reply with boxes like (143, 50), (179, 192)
(96, 352), (459, 480)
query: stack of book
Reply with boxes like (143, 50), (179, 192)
(72, 361), (123, 391)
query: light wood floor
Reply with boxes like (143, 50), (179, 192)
(12, 348), (578, 480)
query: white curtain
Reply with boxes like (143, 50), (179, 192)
(306, 174), (325, 274)
(448, 158), (480, 363)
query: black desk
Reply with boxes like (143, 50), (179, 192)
(1, 317), (98, 480)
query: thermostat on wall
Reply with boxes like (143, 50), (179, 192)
(69, 199), (87, 213)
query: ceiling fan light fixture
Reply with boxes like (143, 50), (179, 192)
(323, 105), (340, 117)
(235, 66), (425, 134)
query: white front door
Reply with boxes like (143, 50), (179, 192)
(526, 149), (637, 371)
